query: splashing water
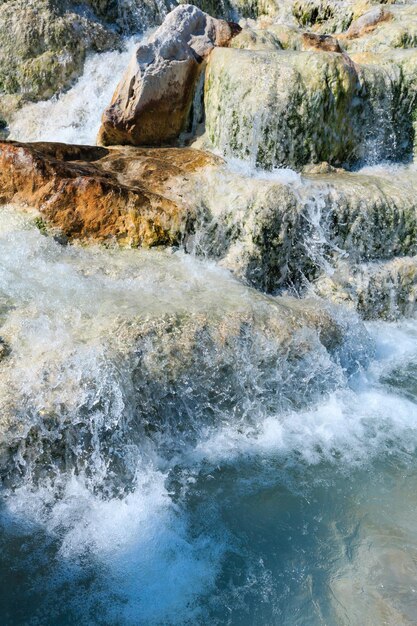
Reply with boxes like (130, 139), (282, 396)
(8, 39), (139, 145)
(1, 207), (417, 624)
(3, 20), (417, 625)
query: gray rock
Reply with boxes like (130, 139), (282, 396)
(98, 4), (240, 146)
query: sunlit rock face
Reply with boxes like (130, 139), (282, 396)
(98, 5), (240, 147)
(204, 46), (417, 169)
(0, 140), (220, 247)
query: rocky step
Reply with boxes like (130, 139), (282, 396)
(313, 255), (417, 320)
(186, 162), (417, 293)
(2, 140), (417, 320)
(203, 46), (417, 169)
(0, 140), (220, 247)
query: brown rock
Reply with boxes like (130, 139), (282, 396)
(345, 7), (392, 39)
(0, 140), (220, 247)
(301, 33), (344, 53)
(98, 4), (240, 147)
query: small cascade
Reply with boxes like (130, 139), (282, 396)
(0, 206), (370, 494)
(358, 59), (417, 165)
(113, 0), (175, 32)
(7, 40), (139, 145)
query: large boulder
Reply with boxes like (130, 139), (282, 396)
(0, 140), (220, 246)
(98, 4), (240, 147)
(203, 46), (417, 168)
(204, 47), (361, 169)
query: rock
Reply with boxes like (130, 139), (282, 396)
(341, 5), (417, 53)
(314, 256), (417, 320)
(302, 161), (343, 174)
(230, 25), (282, 50)
(183, 160), (417, 297)
(203, 46), (417, 168)
(204, 47), (361, 169)
(98, 4), (240, 147)
(0, 338), (10, 361)
(0, 0), (121, 123)
(346, 6), (392, 38)
(301, 33), (344, 52)
(0, 140), (220, 246)
(292, 0), (354, 32)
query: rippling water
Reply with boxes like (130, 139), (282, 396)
(0, 208), (417, 625)
(3, 28), (417, 626)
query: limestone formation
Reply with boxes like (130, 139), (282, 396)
(204, 48), (361, 169)
(230, 25), (282, 50)
(0, 0), (121, 123)
(292, 0), (354, 32)
(314, 257), (417, 320)
(203, 46), (417, 168)
(98, 4), (240, 147)
(183, 162), (417, 305)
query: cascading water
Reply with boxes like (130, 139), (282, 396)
(2, 203), (417, 624)
(7, 39), (139, 145)
(2, 14), (417, 626)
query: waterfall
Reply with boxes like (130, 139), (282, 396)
(2, 2), (417, 624)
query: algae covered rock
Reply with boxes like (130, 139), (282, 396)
(0, 338), (10, 362)
(181, 159), (417, 304)
(314, 256), (417, 320)
(204, 46), (417, 168)
(205, 47), (362, 169)
(230, 24), (282, 49)
(341, 4), (417, 52)
(0, 0), (120, 122)
(292, 0), (354, 32)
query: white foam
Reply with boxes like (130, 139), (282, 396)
(224, 156), (302, 185)
(7, 468), (223, 624)
(8, 39), (139, 145)
(2, 208), (417, 624)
